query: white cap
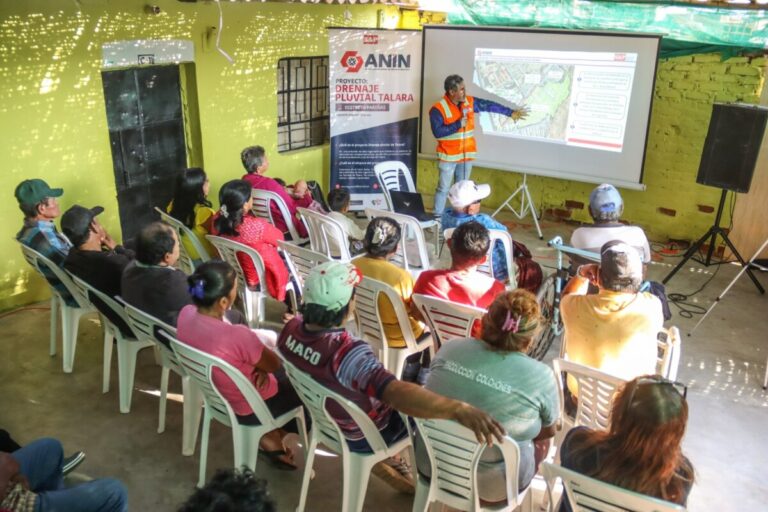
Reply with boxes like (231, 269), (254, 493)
(448, 180), (491, 208)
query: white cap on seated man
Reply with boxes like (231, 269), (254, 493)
(570, 183), (651, 264)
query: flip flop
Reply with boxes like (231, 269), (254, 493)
(258, 449), (297, 471)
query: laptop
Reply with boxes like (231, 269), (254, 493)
(389, 190), (434, 222)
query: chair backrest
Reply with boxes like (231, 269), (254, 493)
(18, 243), (91, 309)
(120, 299), (181, 370)
(251, 189), (307, 244)
(155, 207), (210, 274)
(552, 358), (626, 432)
(354, 276), (419, 365)
(277, 241), (330, 290)
(657, 326), (682, 381)
(70, 275), (137, 340)
(297, 207), (351, 260)
(541, 463), (686, 512)
(364, 208), (430, 277)
(373, 160), (416, 211)
(205, 234), (266, 298)
(281, 359), (390, 454)
(443, 227), (515, 285)
(167, 333), (279, 429)
(415, 418), (522, 511)
(411, 294), (485, 346)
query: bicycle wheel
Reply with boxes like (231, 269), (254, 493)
(527, 272), (562, 361)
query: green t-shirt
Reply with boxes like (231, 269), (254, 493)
(426, 338), (559, 441)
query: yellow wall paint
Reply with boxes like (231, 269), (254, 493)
(0, 0), (380, 310)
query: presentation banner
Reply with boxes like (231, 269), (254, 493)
(329, 28), (421, 210)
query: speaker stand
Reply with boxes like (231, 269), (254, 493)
(662, 189), (765, 294)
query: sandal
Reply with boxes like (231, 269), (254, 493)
(258, 449), (297, 471)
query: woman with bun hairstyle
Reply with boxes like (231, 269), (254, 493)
(416, 289), (559, 502)
(211, 179), (289, 302)
(176, 260), (306, 470)
(559, 375), (694, 510)
(168, 167), (217, 260)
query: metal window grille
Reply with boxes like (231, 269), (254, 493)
(277, 56), (329, 152)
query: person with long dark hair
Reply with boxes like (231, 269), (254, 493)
(211, 179), (289, 302)
(168, 168), (217, 260)
(559, 375), (695, 510)
(177, 260), (305, 470)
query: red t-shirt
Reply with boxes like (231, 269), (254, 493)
(413, 268), (505, 336)
(211, 213), (289, 301)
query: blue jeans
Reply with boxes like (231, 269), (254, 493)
(434, 161), (473, 214)
(12, 438), (127, 512)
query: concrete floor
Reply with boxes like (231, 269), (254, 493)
(2, 211), (767, 511)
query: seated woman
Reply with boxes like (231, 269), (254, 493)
(417, 289), (559, 502)
(559, 375), (694, 511)
(176, 260), (306, 470)
(168, 167), (217, 260)
(353, 217), (428, 382)
(211, 179), (289, 302)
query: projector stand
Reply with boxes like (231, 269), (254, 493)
(491, 174), (543, 239)
(662, 189), (765, 294)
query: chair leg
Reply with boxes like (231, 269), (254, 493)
(296, 438), (318, 512)
(412, 476), (431, 512)
(294, 412), (310, 462)
(116, 339), (149, 413)
(49, 296), (58, 357)
(232, 424), (261, 472)
(158, 366), (170, 433)
(342, 453), (373, 512)
(60, 306), (82, 373)
(102, 326), (114, 394)
(182, 377), (203, 456)
(197, 407), (212, 488)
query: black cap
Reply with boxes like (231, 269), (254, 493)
(61, 205), (104, 246)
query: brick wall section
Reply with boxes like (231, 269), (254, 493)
(418, 52), (766, 244)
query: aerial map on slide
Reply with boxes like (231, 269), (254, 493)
(473, 48), (637, 152)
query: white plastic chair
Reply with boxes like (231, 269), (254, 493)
(413, 418), (531, 512)
(168, 334), (309, 488)
(18, 243), (95, 373)
(657, 326), (682, 381)
(443, 227), (516, 286)
(374, 160), (419, 212)
(282, 359), (413, 512)
(205, 235), (267, 328)
(155, 207), (211, 274)
(251, 188), (309, 245)
(297, 207), (352, 260)
(541, 462), (686, 512)
(364, 208), (432, 279)
(354, 276), (434, 379)
(277, 241), (330, 313)
(70, 276), (153, 413)
(411, 294), (485, 347)
(120, 300), (202, 456)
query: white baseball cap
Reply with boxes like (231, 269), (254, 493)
(448, 180), (491, 208)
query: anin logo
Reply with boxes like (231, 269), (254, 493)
(340, 50), (411, 73)
(363, 34), (379, 45)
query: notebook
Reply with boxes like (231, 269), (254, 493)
(389, 190), (434, 222)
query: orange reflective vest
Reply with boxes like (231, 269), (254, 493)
(433, 94), (476, 163)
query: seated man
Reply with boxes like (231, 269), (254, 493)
(240, 145), (313, 239)
(570, 183), (651, 264)
(327, 187), (366, 256)
(278, 261), (504, 494)
(413, 221), (506, 314)
(15, 179), (75, 305)
(560, 241), (663, 397)
(0, 437), (127, 512)
(442, 180), (542, 291)
(121, 221), (191, 327)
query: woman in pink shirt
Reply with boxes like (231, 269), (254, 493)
(211, 179), (290, 302)
(176, 260), (307, 470)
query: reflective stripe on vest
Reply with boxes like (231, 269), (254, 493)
(437, 151), (477, 162)
(436, 130), (474, 141)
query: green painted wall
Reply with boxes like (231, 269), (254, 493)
(0, 0), (380, 310)
(418, 53), (766, 243)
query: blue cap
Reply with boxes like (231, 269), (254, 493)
(589, 184), (623, 215)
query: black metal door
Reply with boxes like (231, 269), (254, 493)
(102, 65), (187, 240)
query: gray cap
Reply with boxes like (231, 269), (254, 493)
(599, 240), (642, 290)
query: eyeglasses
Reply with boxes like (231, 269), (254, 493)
(627, 375), (687, 406)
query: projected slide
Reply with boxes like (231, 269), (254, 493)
(473, 49), (637, 152)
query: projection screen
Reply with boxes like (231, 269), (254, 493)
(420, 26), (662, 190)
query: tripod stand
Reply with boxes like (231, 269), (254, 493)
(662, 189), (765, 294)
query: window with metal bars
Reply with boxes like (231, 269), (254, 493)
(277, 56), (330, 152)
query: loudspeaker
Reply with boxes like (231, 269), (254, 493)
(696, 103), (768, 193)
